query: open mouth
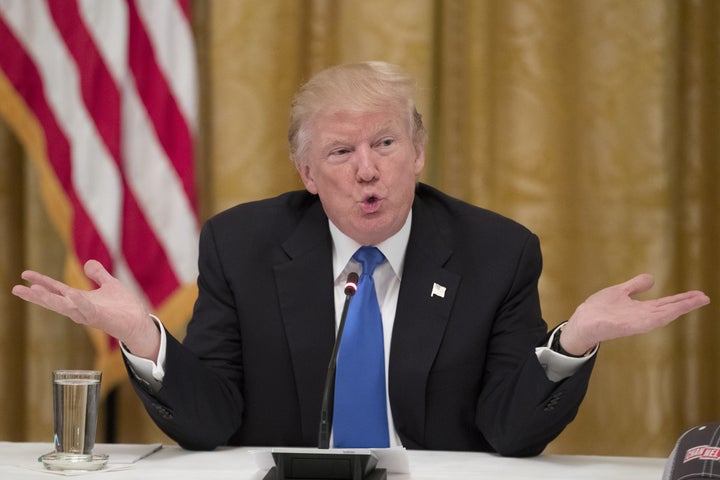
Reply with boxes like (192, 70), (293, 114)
(360, 194), (382, 213)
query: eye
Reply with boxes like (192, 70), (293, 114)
(329, 147), (352, 157)
(376, 137), (394, 148)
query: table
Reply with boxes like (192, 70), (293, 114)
(0, 442), (668, 479)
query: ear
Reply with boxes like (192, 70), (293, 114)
(297, 161), (318, 194)
(413, 144), (426, 175)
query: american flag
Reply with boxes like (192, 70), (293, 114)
(0, 0), (199, 395)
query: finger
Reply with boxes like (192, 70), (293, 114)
(20, 270), (71, 296)
(658, 292), (710, 318)
(654, 290), (710, 308)
(11, 283), (74, 316)
(83, 260), (115, 287)
(10, 284), (37, 302)
(633, 293), (710, 334)
(621, 273), (655, 297)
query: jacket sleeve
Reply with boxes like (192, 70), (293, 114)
(127, 220), (245, 450)
(475, 233), (596, 457)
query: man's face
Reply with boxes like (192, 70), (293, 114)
(297, 109), (425, 246)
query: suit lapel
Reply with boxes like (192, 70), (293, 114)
(273, 200), (335, 443)
(390, 193), (460, 446)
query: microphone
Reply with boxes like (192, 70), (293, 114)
(318, 272), (359, 449)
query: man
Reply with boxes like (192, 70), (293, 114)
(12, 62), (709, 456)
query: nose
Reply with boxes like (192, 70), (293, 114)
(355, 145), (378, 182)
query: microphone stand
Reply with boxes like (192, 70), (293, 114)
(318, 272), (358, 449)
(264, 273), (387, 480)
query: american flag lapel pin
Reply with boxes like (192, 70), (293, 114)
(431, 282), (446, 298)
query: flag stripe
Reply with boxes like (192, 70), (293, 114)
(1, 2), (148, 319)
(127, 0), (197, 210)
(0, 0), (199, 390)
(48, 0), (182, 307)
(176, 0), (190, 22)
(3, 0), (124, 259)
(0, 11), (113, 270)
(120, 86), (200, 283)
(48, 0), (121, 161)
(136, 0), (197, 130)
(76, 0), (200, 284)
(76, 0), (128, 86)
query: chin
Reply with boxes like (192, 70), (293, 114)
(353, 223), (398, 246)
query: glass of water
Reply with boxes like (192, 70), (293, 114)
(41, 370), (107, 471)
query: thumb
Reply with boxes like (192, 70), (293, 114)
(621, 273), (655, 297)
(83, 259), (114, 287)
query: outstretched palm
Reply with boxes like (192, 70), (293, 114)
(560, 274), (710, 355)
(12, 259), (157, 358)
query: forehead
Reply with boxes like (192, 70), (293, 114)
(311, 109), (409, 142)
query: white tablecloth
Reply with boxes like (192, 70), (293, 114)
(0, 442), (667, 479)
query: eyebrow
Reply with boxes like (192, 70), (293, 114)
(322, 125), (399, 147)
(320, 140), (350, 155)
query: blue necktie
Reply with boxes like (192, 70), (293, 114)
(333, 246), (390, 448)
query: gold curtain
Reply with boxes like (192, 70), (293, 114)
(1, 0), (718, 457)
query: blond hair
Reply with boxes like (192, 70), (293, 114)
(288, 61), (427, 166)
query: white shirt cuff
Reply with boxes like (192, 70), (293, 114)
(535, 324), (598, 382)
(120, 314), (167, 391)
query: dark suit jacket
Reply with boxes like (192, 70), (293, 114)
(128, 183), (595, 456)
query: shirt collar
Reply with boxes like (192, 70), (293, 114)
(329, 210), (412, 281)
